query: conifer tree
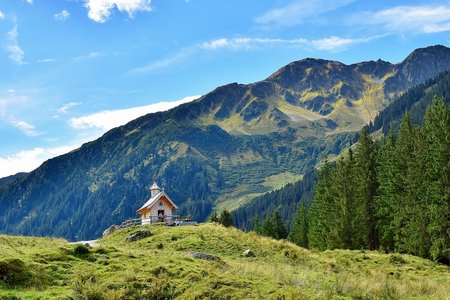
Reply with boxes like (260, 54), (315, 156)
(218, 210), (233, 227)
(331, 150), (356, 249)
(423, 98), (450, 262)
(375, 133), (398, 252)
(353, 128), (379, 249)
(288, 200), (309, 248)
(392, 112), (416, 253)
(308, 158), (335, 250)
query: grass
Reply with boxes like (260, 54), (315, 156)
(1, 223), (449, 299)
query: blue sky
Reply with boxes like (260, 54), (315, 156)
(1, 0), (450, 177)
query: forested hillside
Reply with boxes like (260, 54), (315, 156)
(236, 71), (450, 239)
(289, 99), (449, 263)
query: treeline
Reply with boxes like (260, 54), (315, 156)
(288, 98), (449, 262)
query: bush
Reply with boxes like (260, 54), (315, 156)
(0, 258), (32, 287)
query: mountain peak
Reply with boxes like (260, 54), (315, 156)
(397, 45), (450, 86)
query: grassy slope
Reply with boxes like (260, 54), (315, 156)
(0, 224), (449, 299)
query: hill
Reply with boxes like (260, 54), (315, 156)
(2, 45), (450, 240)
(0, 224), (449, 299)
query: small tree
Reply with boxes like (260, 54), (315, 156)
(218, 210), (233, 227)
(210, 211), (219, 223)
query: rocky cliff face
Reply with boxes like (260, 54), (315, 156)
(1, 45), (450, 240)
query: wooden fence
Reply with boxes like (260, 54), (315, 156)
(118, 215), (193, 228)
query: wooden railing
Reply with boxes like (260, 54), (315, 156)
(118, 215), (193, 228)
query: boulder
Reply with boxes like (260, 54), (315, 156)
(188, 251), (222, 262)
(125, 229), (152, 242)
(102, 225), (118, 237)
(242, 249), (255, 257)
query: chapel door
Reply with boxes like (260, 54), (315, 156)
(158, 210), (165, 222)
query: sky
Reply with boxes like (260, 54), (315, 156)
(0, 0), (450, 177)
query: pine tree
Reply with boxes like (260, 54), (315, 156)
(353, 128), (379, 249)
(288, 200), (309, 248)
(402, 126), (430, 257)
(392, 112), (416, 253)
(260, 208), (288, 240)
(308, 158), (335, 250)
(423, 98), (450, 262)
(218, 210), (233, 227)
(375, 133), (398, 252)
(330, 150), (356, 249)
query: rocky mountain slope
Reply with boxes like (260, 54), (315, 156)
(1, 45), (450, 240)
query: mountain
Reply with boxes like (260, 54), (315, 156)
(1, 223), (449, 299)
(1, 45), (450, 240)
(232, 69), (450, 233)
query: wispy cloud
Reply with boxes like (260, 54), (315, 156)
(85, 0), (152, 23)
(55, 10), (70, 22)
(0, 11), (5, 20)
(4, 24), (25, 65)
(352, 4), (450, 34)
(128, 47), (196, 75)
(73, 51), (101, 62)
(69, 95), (199, 131)
(130, 35), (375, 75)
(24, 0), (33, 4)
(200, 36), (376, 52)
(37, 58), (58, 63)
(11, 120), (39, 137)
(255, 0), (355, 28)
(58, 102), (81, 114)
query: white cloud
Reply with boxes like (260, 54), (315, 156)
(4, 25), (25, 65)
(130, 35), (375, 75)
(37, 58), (58, 63)
(24, 0), (33, 4)
(11, 120), (39, 137)
(0, 146), (75, 178)
(55, 10), (70, 22)
(73, 51), (100, 62)
(0, 11), (5, 20)
(255, 0), (355, 27)
(353, 5), (450, 34)
(69, 95), (200, 130)
(58, 102), (81, 114)
(84, 0), (152, 23)
(200, 36), (375, 52)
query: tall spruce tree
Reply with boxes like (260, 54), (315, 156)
(353, 128), (379, 249)
(308, 158), (335, 250)
(288, 200), (309, 248)
(325, 151), (356, 249)
(376, 133), (398, 252)
(393, 112), (416, 253)
(423, 98), (450, 262)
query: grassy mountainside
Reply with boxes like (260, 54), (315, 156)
(2, 46), (450, 241)
(1, 224), (449, 299)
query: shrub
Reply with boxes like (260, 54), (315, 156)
(0, 258), (32, 287)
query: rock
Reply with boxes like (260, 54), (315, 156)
(242, 249), (255, 257)
(125, 229), (152, 242)
(100, 254), (110, 259)
(103, 225), (118, 237)
(188, 251), (222, 262)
